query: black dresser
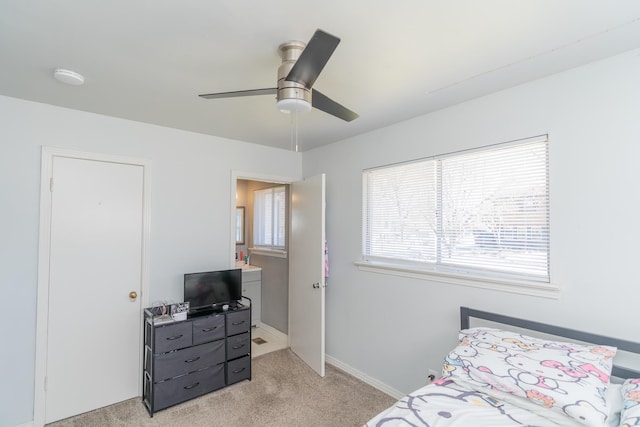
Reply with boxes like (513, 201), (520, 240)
(142, 304), (251, 416)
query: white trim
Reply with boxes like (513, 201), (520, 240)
(354, 260), (560, 299)
(34, 147), (151, 427)
(325, 354), (404, 400)
(233, 170), (299, 185)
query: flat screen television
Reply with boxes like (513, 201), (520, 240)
(184, 268), (242, 312)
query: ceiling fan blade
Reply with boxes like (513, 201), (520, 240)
(285, 29), (340, 89)
(312, 89), (359, 122)
(199, 88), (277, 99)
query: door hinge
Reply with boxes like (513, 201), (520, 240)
(49, 177), (54, 192)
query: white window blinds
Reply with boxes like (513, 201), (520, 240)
(253, 186), (286, 248)
(364, 160), (438, 263)
(363, 136), (549, 282)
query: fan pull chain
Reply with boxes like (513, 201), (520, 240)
(290, 110), (299, 152)
(290, 112), (294, 152)
(294, 110), (299, 152)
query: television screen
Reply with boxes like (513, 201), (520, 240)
(184, 268), (242, 311)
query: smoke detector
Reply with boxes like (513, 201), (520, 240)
(53, 69), (85, 86)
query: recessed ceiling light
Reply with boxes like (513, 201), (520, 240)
(53, 69), (85, 86)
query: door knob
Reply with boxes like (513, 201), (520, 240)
(129, 291), (138, 300)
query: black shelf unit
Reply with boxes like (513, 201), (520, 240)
(142, 303), (251, 416)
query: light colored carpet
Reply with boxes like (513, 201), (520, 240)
(47, 348), (396, 426)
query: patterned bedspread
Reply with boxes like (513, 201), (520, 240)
(365, 378), (582, 427)
(366, 327), (640, 427)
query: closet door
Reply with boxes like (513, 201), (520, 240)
(44, 154), (144, 423)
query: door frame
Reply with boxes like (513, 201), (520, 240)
(228, 170), (299, 268)
(34, 147), (152, 427)
(230, 170), (328, 376)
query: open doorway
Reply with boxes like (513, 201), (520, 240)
(235, 178), (290, 357)
(231, 171), (327, 375)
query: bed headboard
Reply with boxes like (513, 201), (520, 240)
(460, 306), (640, 379)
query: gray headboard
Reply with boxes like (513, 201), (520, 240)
(460, 306), (640, 379)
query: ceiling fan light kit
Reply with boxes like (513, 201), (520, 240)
(277, 98), (312, 114)
(199, 29), (358, 122)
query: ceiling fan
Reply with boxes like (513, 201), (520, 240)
(199, 29), (359, 122)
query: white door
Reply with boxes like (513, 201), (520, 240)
(289, 174), (326, 376)
(44, 155), (144, 423)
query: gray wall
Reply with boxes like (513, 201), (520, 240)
(251, 253), (289, 333)
(303, 48), (640, 395)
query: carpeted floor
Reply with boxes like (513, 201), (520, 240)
(47, 348), (396, 426)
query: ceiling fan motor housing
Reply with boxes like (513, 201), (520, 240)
(277, 41), (311, 106)
(199, 29), (357, 121)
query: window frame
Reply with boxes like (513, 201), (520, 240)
(358, 135), (557, 298)
(252, 185), (287, 255)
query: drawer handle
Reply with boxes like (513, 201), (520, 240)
(232, 321), (245, 326)
(166, 334), (183, 341)
(232, 344), (245, 350)
(183, 382), (200, 390)
(202, 327), (218, 332)
(185, 356), (200, 363)
(233, 367), (246, 374)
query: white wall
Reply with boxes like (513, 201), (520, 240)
(2, 47), (639, 426)
(0, 97), (301, 427)
(303, 49), (640, 395)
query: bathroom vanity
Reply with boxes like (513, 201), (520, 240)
(240, 266), (261, 326)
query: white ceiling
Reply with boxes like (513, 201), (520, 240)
(1, 1), (639, 151)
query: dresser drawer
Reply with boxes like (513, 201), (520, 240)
(192, 314), (225, 345)
(226, 332), (250, 360)
(154, 322), (192, 353)
(153, 364), (225, 411)
(227, 355), (251, 385)
(226, 309), (250, 336)
(154, 339), (225, 381)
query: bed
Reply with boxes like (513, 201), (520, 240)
(366, 307), (640, 427)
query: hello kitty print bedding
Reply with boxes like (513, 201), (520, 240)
(366, 328), (637, 427)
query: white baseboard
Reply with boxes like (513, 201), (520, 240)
(252, 324), (402, 401)
(13, 421), (34, 427)
(325, 354), (404, 400)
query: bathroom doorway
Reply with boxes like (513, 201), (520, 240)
(231, 171), (327, 375)
(235, 177), (290, 357)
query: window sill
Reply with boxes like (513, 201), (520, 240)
(248, 248), (288, 258)
(354, 260), (559, 299)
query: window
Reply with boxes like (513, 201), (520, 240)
(253, 186), (286, 249)
(363, 136), (549, 283)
